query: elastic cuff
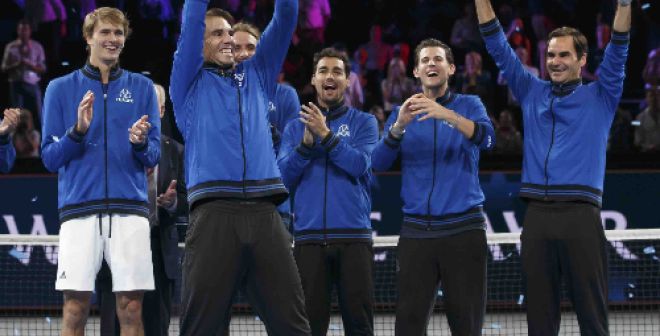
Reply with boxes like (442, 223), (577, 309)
(132, 141), (148, 152)
(295, 143), (313, 158)
(321, 131), (340, 152)
(66, 126), (85, 143)
(0, 133), (9, 145)
(611, 30), (630, 45)
(479, 18), (502, 37)
(384, 130), (402, 149)
(469, 122), (483, 144)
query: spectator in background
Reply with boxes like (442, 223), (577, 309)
(355, 25), (393, 109)
(506, 18), (532, 64)
(498, 47), (539, 106)
(369, 105), (385, 136)
(334, 43), (364, 109)
(1, 19), (46, 132)
(381, 57), (416, 113)
(450, 3), (483, 60)
(634, 85), (660, 152)
(453, 51), (493, 111)
(298, 0), (331, 49)
(494, 109), (522, 153)
(643, 48), (660, 86)
(23, 0), (67, 70)
(12, 108), (40, 158)
(583, 21), (611, 82)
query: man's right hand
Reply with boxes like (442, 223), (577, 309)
(76, 90), (94, 135)
(303, 126), (314, 147)
(393, 97), (415, 132)
(0, 108), (20, 136)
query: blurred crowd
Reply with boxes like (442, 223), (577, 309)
(0, 0), (658, 173)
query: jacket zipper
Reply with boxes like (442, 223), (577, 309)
(237, 85), (247, 197)
(323, 153), (329, 245)
(426, 120), (438, 230)
(543, 97), (556, 200)
(102, 83), (110, 237)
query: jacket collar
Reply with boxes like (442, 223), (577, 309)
(81, 61), (123, 82)
(319, 100), (348, 121)
(551, 78), (582, 97)
(435, 90), (454, 105)
(203, 61), (235, 78)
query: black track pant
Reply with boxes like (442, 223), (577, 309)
(395, 230), (487, 336)
(522, 201), (609, 336)
(294, 243), (374, 336)
(179, 199), (311, 336)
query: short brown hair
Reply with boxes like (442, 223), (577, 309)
(414, 38), (454, 66)
(312, 47), (351, 76)
(82, 7), (131, 41)
(548, 26), (588, 60)
(206, 8), (235, 26)
(233, 21), (261, 40)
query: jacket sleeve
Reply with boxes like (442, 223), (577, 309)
(252, 0), (298, 99)
(323, 114), (378, 178)
(271, 84), (300, 155)
(596, 31), (629, 115)
(277, 120), (312, 190)
(132, 82), (161, 167)
(479, 19), (541, 105)
(169, 0), (207, 135)
(41, 81), (86, 172)
(463, 97), (496, 151)
(371, 107), (401, 171)
(0, 133), (15, 173)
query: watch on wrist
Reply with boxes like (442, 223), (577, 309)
(390, 123), (406, 138)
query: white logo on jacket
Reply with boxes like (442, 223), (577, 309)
(337, 124), (350, 137)
(116, 89), (134, 103)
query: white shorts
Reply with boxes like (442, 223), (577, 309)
(55, 213), (155, 292)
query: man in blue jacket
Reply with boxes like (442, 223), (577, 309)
(233, 20), (300, 228)
(0, 108), (19, 173)
(475, 0), (631, 335)
(41, 7), (160, 336)
(278, 47), (379, 336)
(372, 38), (495, 336)
(170, 1), (310, 335)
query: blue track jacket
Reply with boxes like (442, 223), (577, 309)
(372, 91), (495, 238)
(170, 0), (297, 206)
(41, 63), (160, 222)
(480, 19), (629, 207)
(278, 105), (378, 244)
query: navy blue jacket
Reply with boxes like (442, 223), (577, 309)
(278, 105), (378, 244)
(372, 92), (495, 238)
(41, 63), (161, 222)
(0, 133), (15, 173)
(480, 19), (628, 207)
(170, 0), (297, 206)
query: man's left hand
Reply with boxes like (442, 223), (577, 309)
(300, 102), (330, 139)
(409, 93), (455, 122)
(157, 180), (177, 209)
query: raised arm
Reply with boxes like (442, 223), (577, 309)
(169, 0), (208, 134)
(252, 0), (298, 98)
(596, 1), (631, 113)
(475, 0), (539, 104)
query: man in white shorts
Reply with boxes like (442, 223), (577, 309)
(40, 7), (160, 336)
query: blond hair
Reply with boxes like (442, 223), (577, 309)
(82, 7), (131, 41)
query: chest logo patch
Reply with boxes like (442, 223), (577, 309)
(116, 89), (134, 103)
(337, 124), (350, 137)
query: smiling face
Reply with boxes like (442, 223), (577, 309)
(413, 46), (455, 91)
(546, 36), (585, 84)
(203, 16), (234, 66)
(233, 30), (257, 64)
(312, 57), (348, 108)
(86, 20), (125, 67)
